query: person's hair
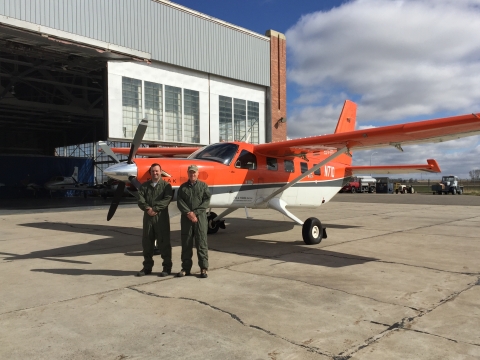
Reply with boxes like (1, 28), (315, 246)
(149, 163), (162, 173)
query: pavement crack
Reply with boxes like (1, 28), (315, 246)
(298, 251), (479, 276)
(226, 268), (421, 312)
(337, 280), (480, 358)
(127, 286), (333, 357)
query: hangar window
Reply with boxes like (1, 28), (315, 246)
(122, 77), (142, 139)
(184, 89), (200, 143)
(219, 97), (260, 144)
(267, 157), (278, 171)
(284, 160), (294, 173)
(234, 99), (246, 141)
(165, 85), (182, 142)
(219, 96), (233, 142)
(247, 101), (259, 144)
(144, 81), (163, 141)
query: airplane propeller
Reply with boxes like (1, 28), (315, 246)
(99, 119), (148, 221)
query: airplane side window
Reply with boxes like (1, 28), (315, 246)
(234, 150), (257, 170)
(267, 157), (278, 171)
(313, 164), (321, 176)
(284, 160), (294, 173)
(300, 162), (308, 173)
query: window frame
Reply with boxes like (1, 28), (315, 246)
(284, 159), (294, 173)
(266, 157), (278, 171)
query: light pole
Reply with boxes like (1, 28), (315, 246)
(370, 151), (378, 166)
(370, 152), (377, 176)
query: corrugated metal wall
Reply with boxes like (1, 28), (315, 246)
(0, 0), (271, 86)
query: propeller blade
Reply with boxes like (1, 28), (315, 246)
(107, 181), (126, 221)
(98, 141), (120, 163)
(128, 118), (148, 164)
(128, 176), (142, 190)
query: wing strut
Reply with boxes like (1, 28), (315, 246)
(258, 146), (349, 206)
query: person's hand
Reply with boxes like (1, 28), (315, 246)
(147, 208), (157, 217)
(187, 211), (198, 223)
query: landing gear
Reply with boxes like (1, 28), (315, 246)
(207, 212), (219, 234)
(302, 217), (324, 245)
(207, 212), (226, 234)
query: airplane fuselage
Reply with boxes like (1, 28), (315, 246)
(106, 142), (353, 209)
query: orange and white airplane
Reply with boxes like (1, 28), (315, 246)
(100, 100), (480, 244)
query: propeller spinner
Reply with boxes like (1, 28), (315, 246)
(100, 118), (148, 221)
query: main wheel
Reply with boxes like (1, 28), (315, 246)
(451, 188), (456, 195)
(207, 212), (220, 234)
(302, 217), (323, 245)
(351, 187), (356, 193)
(458, 188), (463, 195)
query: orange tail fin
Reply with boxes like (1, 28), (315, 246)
(334, 100), (357, 166)
(334, 100), (357, 134)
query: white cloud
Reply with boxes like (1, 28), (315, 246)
(285, 0), (480, 178)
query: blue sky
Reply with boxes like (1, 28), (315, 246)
(174, 0), (480, 179)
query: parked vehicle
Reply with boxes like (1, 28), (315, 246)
(341, 176), (376, 193)
(394, 183), (415, 194)
(376, 177), (394, 194)
(431, 175), (463, 195)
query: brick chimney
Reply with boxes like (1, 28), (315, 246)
(265, 29), (287, 142)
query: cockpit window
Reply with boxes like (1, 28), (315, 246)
(188, 143), (239, 165)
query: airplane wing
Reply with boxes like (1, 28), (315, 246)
(347, 159), (441, 175)
(255, 113), (480, 157)
(111, 147), (201, 157)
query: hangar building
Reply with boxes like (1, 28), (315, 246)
(0, 0), (287, 164)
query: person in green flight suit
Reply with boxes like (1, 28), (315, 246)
(176, 164), (211, 278)
(136, 163), (173, 277)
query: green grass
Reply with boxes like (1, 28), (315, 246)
(405, 184), (480, 195)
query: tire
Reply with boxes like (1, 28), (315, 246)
(451, 188), (456, 195)
(432, 192), (436, 195)
(351, 187), (356, 193)
(458, 188), (463, 195)
(396, 189), (399, 194)
(207, 212), (220, 234)
(302, 217), (323, 245)
(403, 189), (407, 194)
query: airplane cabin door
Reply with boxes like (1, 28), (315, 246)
(230, 149), (258, 207)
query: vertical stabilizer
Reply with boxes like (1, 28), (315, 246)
(72, 167), (79, 182)
(334, 100), (356, 166)
(334, 100), (357, 134)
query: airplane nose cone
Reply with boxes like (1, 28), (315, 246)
(104, 162), (138, 182)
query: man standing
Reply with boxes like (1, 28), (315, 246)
(137, 163), (173, 277)
(177, 165), (211, 278)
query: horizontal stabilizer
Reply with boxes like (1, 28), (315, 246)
(347, 159), (441, 175)
(111, 147), (200, 157)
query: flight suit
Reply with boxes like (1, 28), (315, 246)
(138, 179), (173, 271)
(177, 180), (211, 272)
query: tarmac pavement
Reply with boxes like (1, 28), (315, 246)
(0, 195), (479, 359)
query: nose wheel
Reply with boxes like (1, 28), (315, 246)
(302, 217), (324, 245)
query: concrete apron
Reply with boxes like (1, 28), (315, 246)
(0, 201), (479, 359)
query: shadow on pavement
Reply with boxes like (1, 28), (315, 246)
(4, 218), (375, 276)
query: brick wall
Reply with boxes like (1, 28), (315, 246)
(266, 30), (287, 142)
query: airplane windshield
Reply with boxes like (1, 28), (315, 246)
(188, 143), (239, 165)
